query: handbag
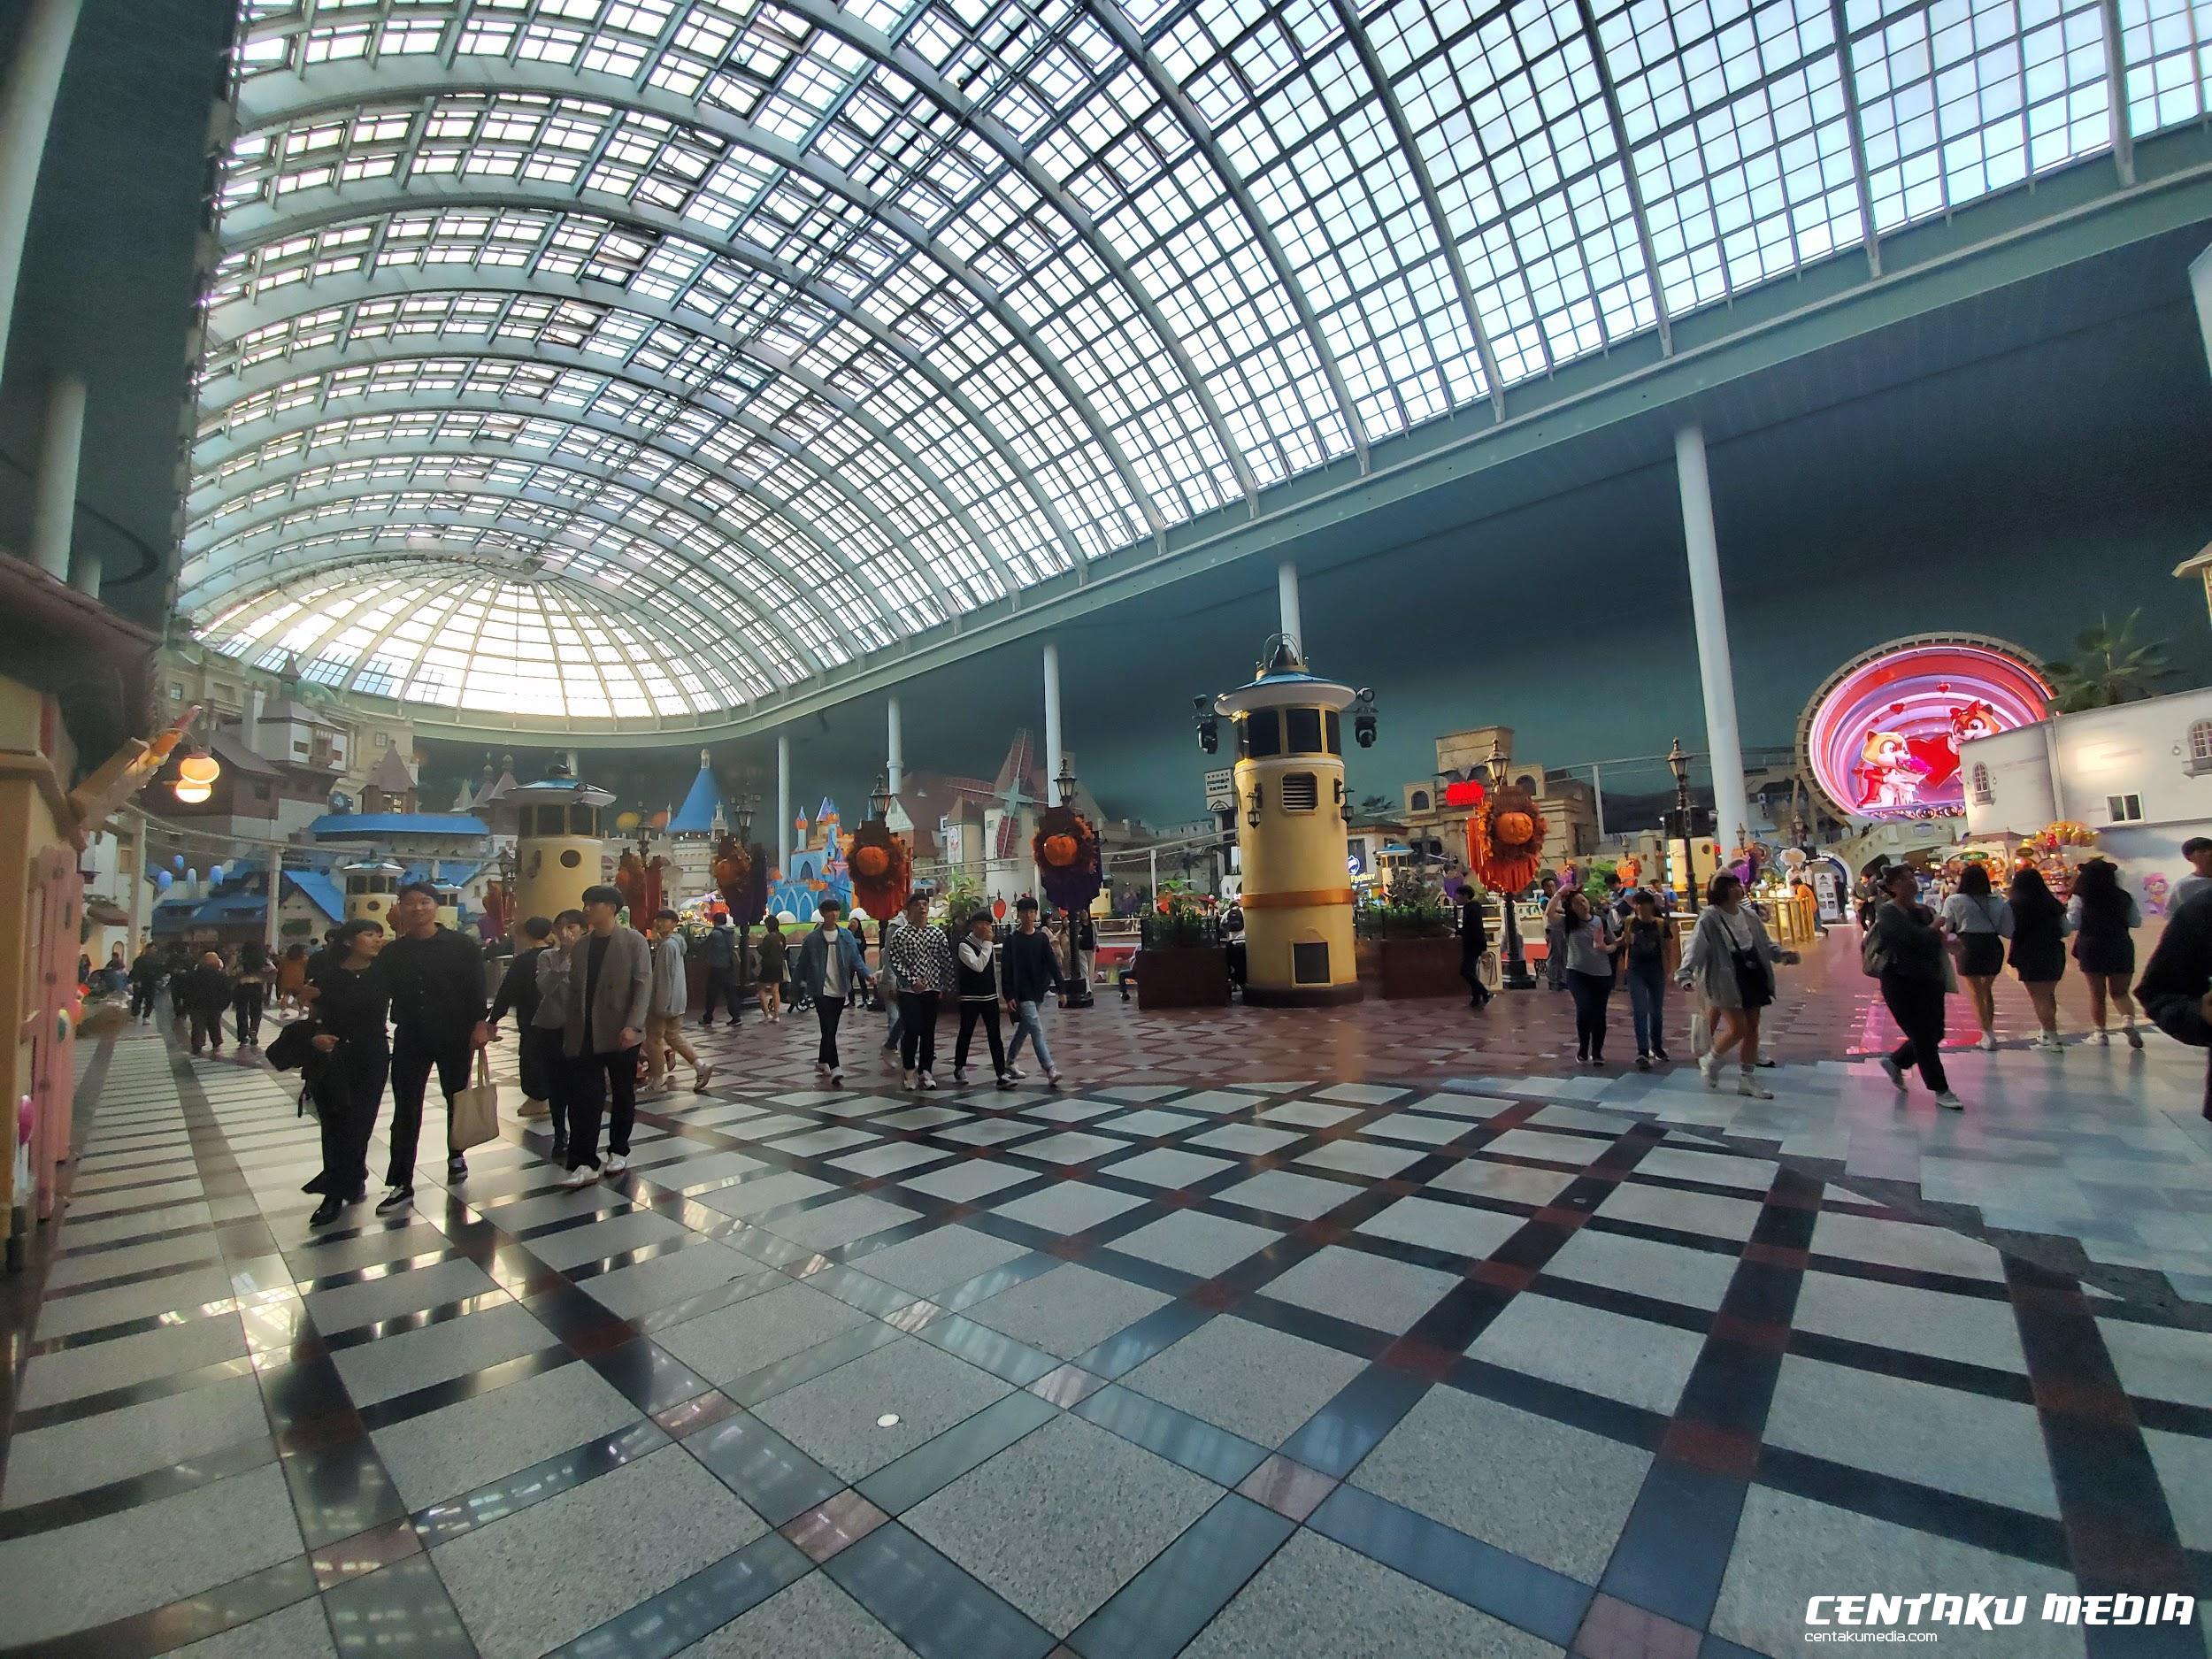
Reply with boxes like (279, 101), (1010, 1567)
(265, 1018), (319, 1072)
(448, 1050), (501, 1151)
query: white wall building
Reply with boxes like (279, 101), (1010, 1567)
(1962, 687), (2212, 912)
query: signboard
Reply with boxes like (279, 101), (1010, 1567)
(1203, 767), (1236, 812)
(1800, 636), (2052, 823)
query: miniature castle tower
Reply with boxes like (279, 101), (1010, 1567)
(507, 765), (614, 926)
(1214, 638), (1363, 1005)
(666, 749), (726, 902)
(342, 858), (404, 928)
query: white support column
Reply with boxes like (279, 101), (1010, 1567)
(265, 856), (283, 960)
(776, 733), (791, 873)
(29, 373), (84, 584)
(565, 748), (580, 775)
(1277, 561), (1302, 650)
(1041, 642), (1064, 805)
(886, 696), (903, 796)
(126, 812), (145, 951)
(0, 0), (83, 389)
(1674, 425), (1749, 847)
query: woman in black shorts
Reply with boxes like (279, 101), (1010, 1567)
(1939, 864), (2011, 1051)
(2068, 858), (2144, 1048)
(2007, 868), (2068, 1049)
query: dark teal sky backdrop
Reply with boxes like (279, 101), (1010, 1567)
(422, 288), (2212, 841)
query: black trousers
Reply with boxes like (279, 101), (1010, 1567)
(954, 1000), (1006, 1076)
(702, 968), (741, 1024)
(388, 1026), (473, 1187)
(1881, 974), (1950, 1092)
(898, 990), (941, 1073)
(1566, 969), (1614, 1059)
(234, 981), (265, 1045)
(522, 1025), (570, 1137)
(129, 979), (158, 1018)
(311, 1040), (388, 1199)
(815, 995), (845, 1067)
(566, 1045), (641, 1169)
(189, 1007), (225, 1051)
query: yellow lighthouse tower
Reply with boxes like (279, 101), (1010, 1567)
(341, 858), (403, 927)
(508, 765), (613, 926)
(1214, 638), (1366, 1005)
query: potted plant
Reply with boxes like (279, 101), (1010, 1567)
(1355, 872), (1462, 998)
(1133, 883), (1230, 1009)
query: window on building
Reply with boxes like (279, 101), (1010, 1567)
(1408, 789), (1430, 813)
(1285, 708), (1323, 755)
(1282, 772), (1319, 812)
(1325, 711), (1341, 755)
(1970, 764), (1993, 805)
(2188, 720), (2212, 775)
(1243, 710), (1281, 759)
(2108, 794), (2145, 823)
(374, 732), (388, 748)
(168, 683), (183, 701)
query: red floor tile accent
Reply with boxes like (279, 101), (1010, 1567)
(1572, 1592), (1706, 1659)
(1233, 1452), (1339, 1521)
(779, 1488), (890, 1563)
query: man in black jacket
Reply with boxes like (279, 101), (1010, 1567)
(2138, 887), (2212, 1120)
(489, 915), (554, 1118)
(187, 951), (233, 1056)
(377, 880), (490, 1211)
(1000, 896), (1066, 1086)
(701, 916), (741, 1026)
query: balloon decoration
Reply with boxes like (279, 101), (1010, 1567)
(1467, 779), (1548, 895)
(210, 864), (225, 885)
(172, 855), (184, 871)
(1031, 803), (1102, 914)
(155, 871), (173, 891)
(846, 816), (912, 921)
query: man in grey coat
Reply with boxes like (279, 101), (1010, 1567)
(562, 885), (653, 1186)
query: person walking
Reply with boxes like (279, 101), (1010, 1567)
(887, 894), (955, 1090)
(127, 941), (164, 1023)
(2067, 858), (2144, 1048)
(302, 919), (391, 1228)
(792, 899), (872, 1085)
(1541, 877), (1570, 992)
(1679, 872), (1797, 1098)
(377, 880), (491, 1212)
(1940, 864), (2013, 1051)
(1868, 864), (1962, 1109)
(166, 941), (194, 1033)
(1558, 889), (1623, 1066)
(276, 941), (310, 1015)
(561, 885), (653, 1186)
(1002, 895), (1067, 1086)
(701, 914), (741, 1027)
(1457, 887), (1492, 1010)
(2006, 867), (2070, 1048)
(755, 916), (787, 1022)
(2137, 886), (2212, 1119)
(530, 910), (586, 1164)
(952, 910), (1013, 1087)
(1620, 887), (1679, 1068)
(2174, 838), (2212, 910)
(644, 911), (713, 1094)
(233, 941), (270, 1048)
(187, 950), (233, 1056)
(877, 910), (905, 1069)
(488, 916), (555, 1118)
(1069, 909), (1097, 999)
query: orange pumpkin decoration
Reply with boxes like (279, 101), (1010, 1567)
(710, 834), (752, 910)
(1041, 833), (1079, 868)
(847, 816), (910, 919)
(852, 844), (891, 879)
(1467, 782), (1548, 895)
(1031, 805), (1101, 910)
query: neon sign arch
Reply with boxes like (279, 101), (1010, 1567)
(1799, 635), (2052, 822)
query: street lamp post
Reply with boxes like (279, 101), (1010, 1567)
(735, 790), (758, 1001)
(1667, 738), (1700, 918)
(1486, 738), (1537, 990)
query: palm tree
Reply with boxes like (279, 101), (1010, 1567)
(2044, 611), (2177, 711)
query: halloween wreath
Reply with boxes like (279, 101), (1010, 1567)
(710, 835), (754, 919)
(847, 816), (912, 920)
(1467, 780), (1548, 896)
(1031, 803), (1102, 913)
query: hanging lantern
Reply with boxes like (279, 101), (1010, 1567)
(177, 752), (219, 786)
(173, 781), (212, 805)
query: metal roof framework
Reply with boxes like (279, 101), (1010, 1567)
(186, 0), (2191, 720)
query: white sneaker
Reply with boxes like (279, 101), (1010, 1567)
(1003, 1065), (1025, 1080)
(694, 1065), (714, 1092)
(902, 1069), (916, 1090)
(2093, 1028), (2110, 1046)
(829, 1067), (843, 1085)
(1701, 1052), (1724, 1090)
(1977, 1033), (1998, 1052)
(952, 1068), (969, 1087)
(918, 1072), (940, 1091)
(996, 1073), (1015, 1089)
(1045, 1071), (1064, 1088)
(561, 1164), (599, 1188)
(2032, 1031), (2064, 1052)
(1935, 1091), (1965, 1110)
(1879, 1056), (1906, 1091)
(814, 1061), (831, 1079)
(603, 1155), (628, 1175)
(1737, 1073), (1774, 1099)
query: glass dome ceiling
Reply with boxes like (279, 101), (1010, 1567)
(187, 0), (2188, 719)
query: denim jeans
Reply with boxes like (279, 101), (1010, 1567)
(1625, 959), (1666, 1055)
(1006, 999), (1056, 1072)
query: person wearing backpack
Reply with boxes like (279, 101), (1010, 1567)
(1939, 864), (2012, 1051)
(1868, 865), (1961, 1109)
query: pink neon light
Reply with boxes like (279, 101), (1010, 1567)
(1805, 642), (2051, 821)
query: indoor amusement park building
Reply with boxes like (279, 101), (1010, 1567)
(4, 0), (2212, 1655)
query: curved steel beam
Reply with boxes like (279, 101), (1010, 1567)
(184, 464), (877, 662)
(188, 338), (971, 629)
(1325, 0), (1507, 417)
(1571, 0), (1671, 357)
(227, 64), (1170, 541)
(186, 507), (811, 695)
(196, 277), (1034, 600)
(1076, 0), (1371, 471)
(777, 0), (1260, 511)
(197, 546), (787, 703)
(203, 254), (1087, 575)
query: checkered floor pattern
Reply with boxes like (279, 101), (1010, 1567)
(1, 1020), (2207, 1658)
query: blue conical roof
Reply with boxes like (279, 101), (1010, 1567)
(670, 753), (725, 836)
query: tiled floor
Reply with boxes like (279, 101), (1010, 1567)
(2, 964), (2208, 1658)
